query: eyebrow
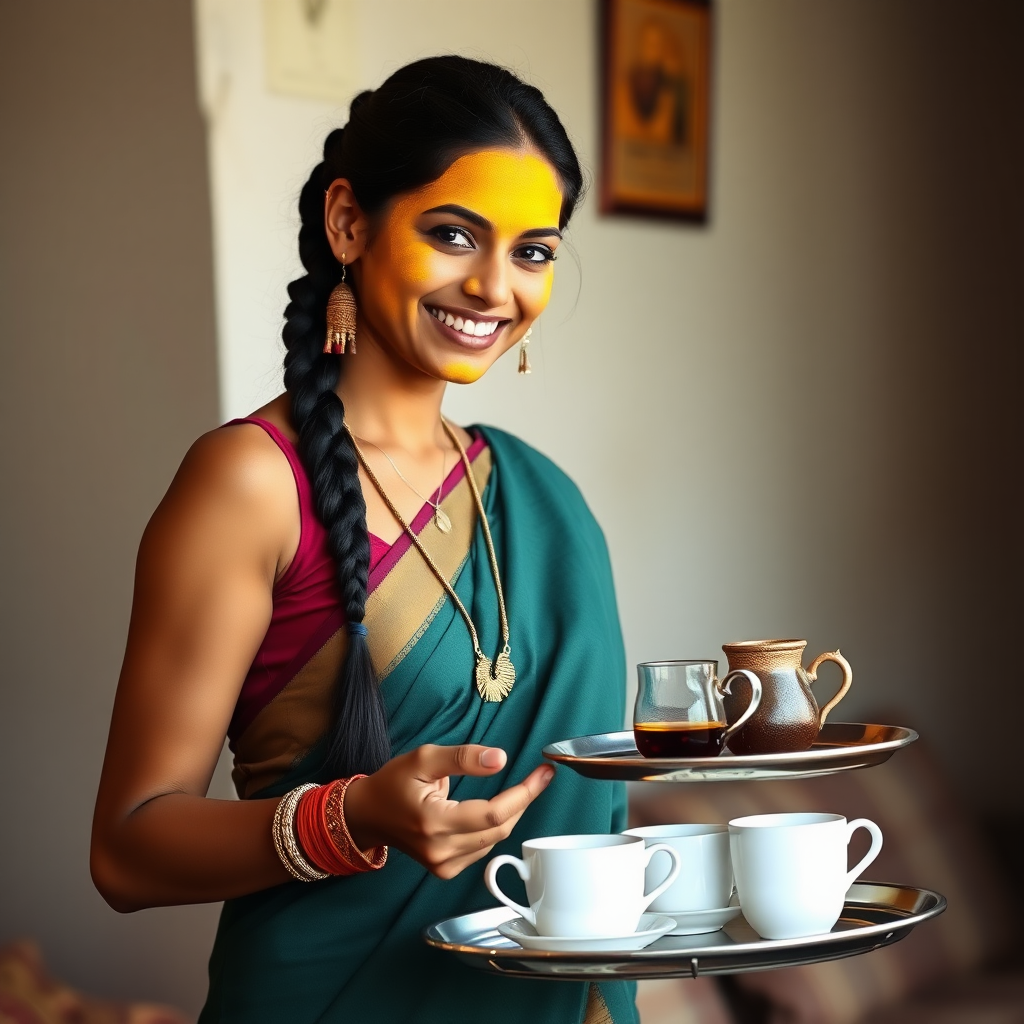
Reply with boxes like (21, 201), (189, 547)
(423, 203), (562, 240)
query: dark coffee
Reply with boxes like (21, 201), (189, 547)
(634, 721), (727, 758)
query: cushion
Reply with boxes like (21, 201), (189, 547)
(628, 735), (1015, 1024)
(0, 940), (189, 1024)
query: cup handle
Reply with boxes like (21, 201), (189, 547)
(845, 817), (883, 889)
(484, 855), (535, 926)
(718, 670), (762, 745)
(807, 649), (853, 728)
(640, 843), (682, 911)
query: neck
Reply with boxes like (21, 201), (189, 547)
(336, 328), (452, 455)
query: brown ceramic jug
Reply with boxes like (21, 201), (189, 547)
(719, 639), (853, 755)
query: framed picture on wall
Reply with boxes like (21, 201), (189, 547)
(600, 0), (711, 221)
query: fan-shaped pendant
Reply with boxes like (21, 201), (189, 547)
(475, 651), (516, 702)
(433, 507), (452, 533)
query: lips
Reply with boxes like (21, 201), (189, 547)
(425, 304), (510, 350)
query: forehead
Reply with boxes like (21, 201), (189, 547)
(392, 149), (564, 235)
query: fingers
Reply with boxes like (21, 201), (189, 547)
(414, 743), (508, 782)
(399, 749), (558, 880)
(427, 818), (525, 879)
(433, 846), (498, 880)
(429, 792), (555, 879)
(442, 764), (555, 835)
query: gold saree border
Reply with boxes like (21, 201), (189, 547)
(230, 448), (492, 797)
(364, 447), (491, 679)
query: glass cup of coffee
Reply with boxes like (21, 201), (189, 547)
(634, 661), (763, 758)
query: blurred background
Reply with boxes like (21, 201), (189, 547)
(1, 0), (1021, 1018)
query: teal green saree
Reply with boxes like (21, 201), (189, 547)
(201, 427), (636, 1024)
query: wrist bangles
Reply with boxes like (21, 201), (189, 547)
(272, 776), (387, 882)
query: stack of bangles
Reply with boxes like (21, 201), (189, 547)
(272, 776), (388, 881)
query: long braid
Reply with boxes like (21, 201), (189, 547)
(280, 60), (585, 779)
(283, 128), (390, 777)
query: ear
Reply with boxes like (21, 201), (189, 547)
(324, 178), (370, 263)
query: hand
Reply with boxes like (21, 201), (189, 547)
(343, 744), (555, 879)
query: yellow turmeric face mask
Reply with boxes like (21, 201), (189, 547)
(353, 148), (564, 384)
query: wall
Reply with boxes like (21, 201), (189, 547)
(0, 0), (224, 1014)
(1, 0), (1021, 1016)
(197, 0), (1023, 802)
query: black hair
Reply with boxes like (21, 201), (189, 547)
(282, 56), (584, 777)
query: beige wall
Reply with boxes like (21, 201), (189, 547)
(2, 0), (1021, 1017)
(198, 0), (1023, 799)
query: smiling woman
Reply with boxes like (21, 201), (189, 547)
(91, 56), (633, 1024)
(331, 148), (563, 386)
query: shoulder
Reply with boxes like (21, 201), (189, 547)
(142, 421), (300, 574)
(170, 421), (297, 512)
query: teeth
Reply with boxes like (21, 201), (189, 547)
(429, 307), (501, 338)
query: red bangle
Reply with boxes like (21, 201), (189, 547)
(294, 777), (387, 876)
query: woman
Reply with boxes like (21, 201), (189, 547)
(92, 57), (633, 1023)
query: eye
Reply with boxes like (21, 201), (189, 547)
(430, 225), (475, 249)
(514, 244), (557, 265)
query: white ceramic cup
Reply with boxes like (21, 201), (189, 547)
(729, 812), (883, 939)
(484, 834), (682, 938)
(623, 824), (733, 914)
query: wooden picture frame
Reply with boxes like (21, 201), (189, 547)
(599, 0), (712, 222)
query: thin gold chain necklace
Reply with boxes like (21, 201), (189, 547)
(349, 419), (515, 702)
(349, 432), (452, 534)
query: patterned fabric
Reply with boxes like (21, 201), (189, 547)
(0, 941), (188, 1024)
(585, 984), (615, 1024)
(628, 737), (1015, 1024)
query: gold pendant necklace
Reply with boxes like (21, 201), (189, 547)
(349, 433), (452, 534)
(349, 419), (515, 701)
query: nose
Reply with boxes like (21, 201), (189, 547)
(463, 252), (511, 309)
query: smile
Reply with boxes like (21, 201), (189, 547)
(427, 305), (505, 339)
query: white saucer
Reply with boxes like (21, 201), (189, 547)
(660, 904), (742, 935)
(496, 913), (676, 952)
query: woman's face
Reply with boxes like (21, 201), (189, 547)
(350, 148), (564, 384)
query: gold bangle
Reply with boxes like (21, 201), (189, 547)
(325, 776), (387, 872)
(272, 784), (329, 882)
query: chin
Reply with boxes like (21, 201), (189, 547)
(442, 360), (487, 385)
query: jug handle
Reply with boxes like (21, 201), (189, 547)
(806, 649), (853, 728)
(717, 670), (762, 746)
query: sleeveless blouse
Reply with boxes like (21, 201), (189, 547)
(224, 416), (487, 753)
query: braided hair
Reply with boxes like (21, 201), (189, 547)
(282, 56), (585, 777)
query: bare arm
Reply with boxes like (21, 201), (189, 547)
(91, 423), (553, 913)
(91, 425), (297, 910)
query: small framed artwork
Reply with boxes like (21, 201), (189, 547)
(600, 0), (712, 221)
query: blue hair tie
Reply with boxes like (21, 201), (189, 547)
(347, 622), (368, 638)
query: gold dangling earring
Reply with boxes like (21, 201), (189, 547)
(518, 326), (533, 375)
(324, 255), (357, 355)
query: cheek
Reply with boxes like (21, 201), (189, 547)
(522, 268), (555, 319)
(372, 232), (437, 319)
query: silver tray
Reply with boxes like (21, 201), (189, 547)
(424, 882), (945, 980)
(542, 722), (918, 783)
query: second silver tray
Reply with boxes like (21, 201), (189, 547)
(424, 882), (945, 980)
(542, 722), (918, 782)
